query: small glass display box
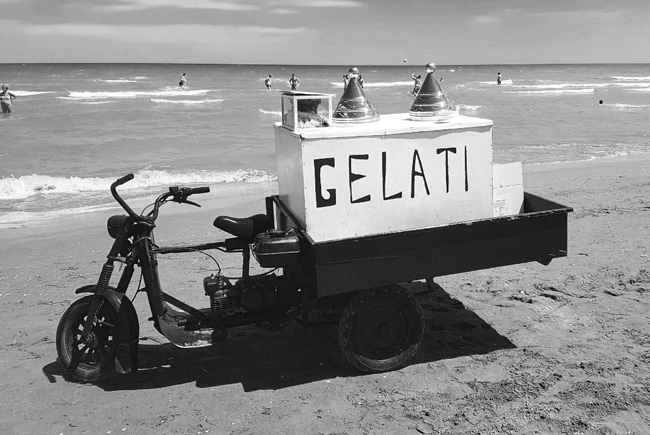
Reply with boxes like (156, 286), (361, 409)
(281, 91), (333, 132)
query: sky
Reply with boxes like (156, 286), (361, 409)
(0, 0), (649, 65)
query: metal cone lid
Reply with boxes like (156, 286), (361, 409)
(409, 64), (456, 120)
(333, 76), (380, 123)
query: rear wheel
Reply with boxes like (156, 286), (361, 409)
(56, 295), (120, 383)
(338, 285), (425, 373)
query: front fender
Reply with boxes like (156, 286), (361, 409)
(75, 285), (139, 374)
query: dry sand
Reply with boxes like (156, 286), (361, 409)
(1, 155), (649, 435)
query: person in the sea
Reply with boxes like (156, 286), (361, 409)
(342, 74), (349, 90)
(411, 73), (422, 95)
(347, 67), (364, 88)
(497, 72), (502, 85)
(0, 84), (17, 113)
(265, 74), (272, 90)
(289, 73), (300, 91)
(179, 73), (187, 87)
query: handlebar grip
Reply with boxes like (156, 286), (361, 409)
(189, 187), (210, 194)
(114, 173), (135, 187)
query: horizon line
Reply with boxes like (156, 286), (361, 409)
(2, 62), (649, 67)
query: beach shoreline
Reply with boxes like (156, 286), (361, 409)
(1, 153), (649, 434)
(2, 152), (649, 237)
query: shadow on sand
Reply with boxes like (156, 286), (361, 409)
(43, 281), (515, 391)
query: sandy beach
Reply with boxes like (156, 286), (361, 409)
(1, 155), (649, 434)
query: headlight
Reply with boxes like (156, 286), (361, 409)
(107, 215), (128, 239)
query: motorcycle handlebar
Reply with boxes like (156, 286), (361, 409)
(189, 186), (210, 195)
(111, 174), (211, 220)
(115, 173), (135, 186)
(110, 173), (138, 218)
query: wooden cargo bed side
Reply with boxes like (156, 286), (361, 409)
(268, 193), (572, 298)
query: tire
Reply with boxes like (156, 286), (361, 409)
(338, 285), (425, 373)
(56, 295), (120, 383)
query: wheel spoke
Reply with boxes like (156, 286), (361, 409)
(89, 348), (99, 364)
(98, 319), (115, 328)
(77, 343), (90, 356)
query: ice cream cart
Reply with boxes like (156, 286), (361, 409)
(56, 66), (572, 382)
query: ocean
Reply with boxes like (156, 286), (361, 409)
(0, 63), (648, 228)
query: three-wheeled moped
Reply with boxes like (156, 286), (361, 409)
(56, 173), (571, 382)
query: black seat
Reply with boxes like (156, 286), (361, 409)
(213, 214), (270, 241)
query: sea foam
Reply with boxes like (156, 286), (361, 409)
(610, 103), (650, 109)
(506, 89), (595, 95)
(13, 91), (54, 97)
(0, 169), (277, 200)
(94, 79), (141, 83)
(610, 76), (650, 81)
(259, 109), (282, 117)
(151, 98), (223, 105)
(330, 81), (412, 88)
(61, 89), (212, 101)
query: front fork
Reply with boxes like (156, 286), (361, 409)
(81, 262), (115, 340)
(80, 220), (137, 341)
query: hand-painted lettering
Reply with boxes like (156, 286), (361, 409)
(349, 154), (371, 204)
(464, 146), (469, 191)
(410, 149), (430, 198)
(315, 145), (473, 207)
(436, 147), (457, 193)
(314, 158), (336, 208)
(382, 151), (402, 200)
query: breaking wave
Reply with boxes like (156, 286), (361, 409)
(506, 89), (595, 95)
(259, 109), (282, 117)
(609, 76), (650, 81)
(330, 81), (412, 88)
(0, 169), (277, 201)
(151, 98), (223, 105)
(13, 91), (54, 97)
(60, 89), (212, 101)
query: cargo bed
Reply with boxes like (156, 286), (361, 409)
(266, 193), (572, 298)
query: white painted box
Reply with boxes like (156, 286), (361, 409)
(492, 162), (524, 217)
(274, 113), (494, 242)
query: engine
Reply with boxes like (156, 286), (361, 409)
(203, 274), (239, 312)
(204, 273), (278, 313)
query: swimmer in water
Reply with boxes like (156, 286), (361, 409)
(265, 74), (272, 90)
(497, 72), (502, 85)
(347, 67), (364, 88)
(179, 73), (187, 88)
(289, 73), (300, 91)
(0, 84), (17, 113)
(411, 73), (422, 95)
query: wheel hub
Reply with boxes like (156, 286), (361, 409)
(85, 332), (100, 349)
(364, 306), (403, 350)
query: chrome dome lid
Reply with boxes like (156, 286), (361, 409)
(332, 67), (380, 124)
(409, 62), (456, 120)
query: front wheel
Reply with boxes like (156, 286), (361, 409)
(56, 295), (120, 383)
(338, 285), (425, 373)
